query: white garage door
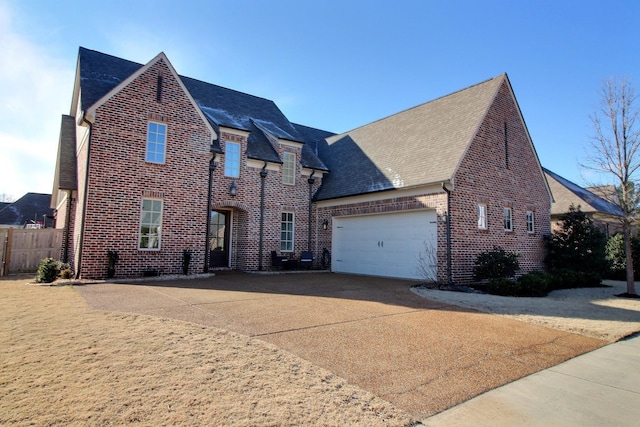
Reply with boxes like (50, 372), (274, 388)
(331, 210), (438, 280)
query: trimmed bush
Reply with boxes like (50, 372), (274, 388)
(473, 246), (520, 281)
(548, 268), (602, 290)
(35, 257), (61, 283)
(485, 272), (551, 297)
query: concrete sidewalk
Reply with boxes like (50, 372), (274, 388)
(423, 333), (640, 426)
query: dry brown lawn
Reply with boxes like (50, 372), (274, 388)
(0, 277), (415, 426)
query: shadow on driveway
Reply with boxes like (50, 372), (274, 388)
(77, 271), (606, 418)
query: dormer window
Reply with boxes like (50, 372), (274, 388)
(224, 142), (240, 177)
(282, 152), (295, 185)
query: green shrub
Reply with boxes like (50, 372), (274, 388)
(605, 233), (640, 280)
(35, 257), (61, 283)
(485, 272), (550, 297)
(548, 268), (602, 290)
(182, 249), (192, 275)
(485, 277), (518, 296)
(473, 246), (520, 281)
(516, 272), (551, 296)
(546, 205), (608, 276)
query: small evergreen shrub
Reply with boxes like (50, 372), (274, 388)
(605, 233), (640, 280)
(35, 257), (61, 283)
(182, 249), (192, 275)
(485, 272), (551, 297)
(107, 250), (119, 279)
(485, 277), (518, 296)
(548, 268), (602, 290)
(473, 246), (520, 281)
(516, 272), (551, 296)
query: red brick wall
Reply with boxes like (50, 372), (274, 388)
(449, 80), (551, 283)
(211, 131), (323, 270)
(78, 58), (213, 278)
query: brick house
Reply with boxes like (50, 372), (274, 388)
(51, 47), (551, 283)
(544, 168), (624, 237)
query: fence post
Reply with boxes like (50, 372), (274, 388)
(2, 228), (13, 276)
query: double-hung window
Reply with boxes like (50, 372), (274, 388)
(477, 204), (487, 230)
(526, 211), (535, 233)
(224, 142), (240, 177)
(139, 198), (163, 250)
(146, 122), (167, 163)
(281, 212), (294, 252)
(282, 152), (295, 185)
(503, 207), (513, 232)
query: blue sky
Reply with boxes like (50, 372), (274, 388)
(1, 0), (639, 200)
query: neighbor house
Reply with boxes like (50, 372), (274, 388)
(0, 193), (54, 228)
(51, 47), (551, 283)
(543, 167), (624, 237)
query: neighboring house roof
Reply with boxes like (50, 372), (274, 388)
(0, 202), (9, 211)
(0, 193), (54, 227)
(76, 47), (328, 171)
(315, 75), (506, 200)
(543, 168), (623, 217)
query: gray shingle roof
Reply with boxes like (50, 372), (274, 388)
(0, 193), (54, 227)
(77, 48), (329, 169)
(543, 168), (623, 217)
(314, 75), (505, 200)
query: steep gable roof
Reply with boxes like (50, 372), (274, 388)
(0, 193), (54, 227)
(543, 168), (623, 217)
(315, 75), (505, 200)
(75, 48), (329, 169)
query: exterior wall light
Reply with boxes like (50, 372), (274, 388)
(229, 181), (237, 197)
(322, 219), (329, 230)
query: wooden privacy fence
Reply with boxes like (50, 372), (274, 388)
(1, 228), (63, 276)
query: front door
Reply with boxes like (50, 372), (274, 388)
(209, 210), (230, 268)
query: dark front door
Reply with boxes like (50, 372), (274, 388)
(209, 210), (230, 268)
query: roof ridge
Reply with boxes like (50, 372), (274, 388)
(332, 74), (506, 137)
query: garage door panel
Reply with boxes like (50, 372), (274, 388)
(332, 210), (437, 280)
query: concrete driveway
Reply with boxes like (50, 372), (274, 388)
(76, 271), (605, 418)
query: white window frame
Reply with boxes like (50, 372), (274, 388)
(477, 203), (487, 230)
(282, 151), (296, 185)
(146, 121), (167, 164)
(139, 198), (163, 250)
(503, 207), (513, 232)
(280, 212), (294, 252)
(224, 142), (240, 177)
(526, 210), (535, 234)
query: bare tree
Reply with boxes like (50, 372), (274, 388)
(584, 76), (640, 295)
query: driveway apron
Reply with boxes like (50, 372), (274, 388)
(76, 272), (605, 418)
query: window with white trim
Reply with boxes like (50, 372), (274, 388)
(281, 212), (294, 252)
(526, 210), (535, 233)
(224, 142), (240, 177)
(282, 152), (296, 185)
(146, 122), (167, 163)
(503, 207), (513, 232)
(477, 204), (487, 230)
(139, 198), (163, 250)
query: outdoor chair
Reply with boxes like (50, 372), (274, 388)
(271, 251), (288, 269)
(299, 251), (313, 269)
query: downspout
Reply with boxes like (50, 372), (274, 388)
(75, 116), (92, 279)
(307, 170), (316, 251)
(442, 181), (453, 285)
(258, 162), (268, 270)
(63, 189), (72, 263)
(204, 151), (216, 272)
